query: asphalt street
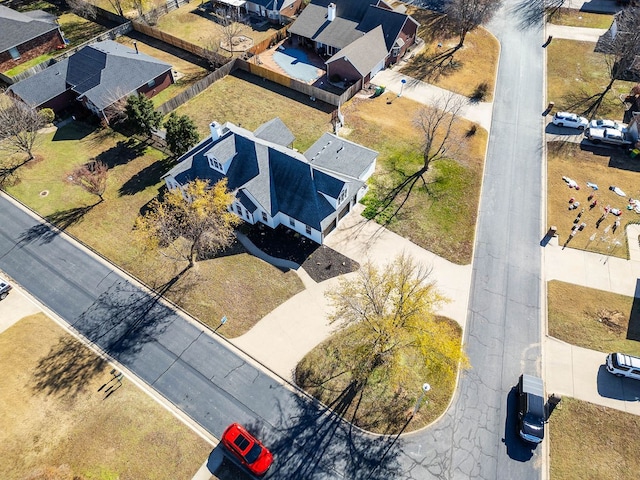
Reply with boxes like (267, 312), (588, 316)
(0, 195), (395, 480)
(0, 1), (546, 479)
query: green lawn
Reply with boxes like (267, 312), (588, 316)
(342, 95), (486, 265)
(548, 280), (640, 355)
(547, 39), (635, 119)
(5, 122), (303, 338)
(295, 316), (462, 434)
(172, 71), (334, 152)
(550, 397), (640, 480)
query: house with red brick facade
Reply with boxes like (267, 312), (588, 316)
(7, 40), (174, 123)
(288, 0), (419, 84)
(0, 5), (66, 73)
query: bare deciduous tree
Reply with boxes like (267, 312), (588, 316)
(365, 94), (467, 223)
(68, 160), (108, 203)
(565, 7), (640, 118)
(220, 15), (246, 57)
(67, 0), (97, 19)
(202, 34), (224, 68)
(106, 0), (127, 17)
(444, 0), (502, 49)
(0, 96), (44, 161)
(511, 0), (566, 30)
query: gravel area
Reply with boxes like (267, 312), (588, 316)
(244, 224), (359, 282)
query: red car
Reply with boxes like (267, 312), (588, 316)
(221, 423), (273, 476)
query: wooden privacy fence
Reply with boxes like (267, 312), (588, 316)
(156, 60), (237, 115)
(247, 25), (289, 56)
(132, 21), (228, 67)
(234, 59), (362, 107)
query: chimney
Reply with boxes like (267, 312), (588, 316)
(210, 121), (223, 141)
(327, 3), (336, 21)
(133, 41), (138, 54)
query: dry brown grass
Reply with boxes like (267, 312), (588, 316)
(400, 8), (499, 101)
(550, 397), (640, 480)
(172, 71), (334, 151)
(547, 141), (640, 257)
(0, 314), (211, 480)
(550, 8), (613, 29)
(547, 280), (640, 355)
(155, 0), (278, 48)
(342, 94), (487, 264)
(547, 39), (635, 119)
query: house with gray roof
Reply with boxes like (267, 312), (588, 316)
(7, 40), (174, 122)
(0, 5), (65, 73)
(288, 0), (419, 84)
(162, 118), (377, 243)
(245, 0), (302, 22)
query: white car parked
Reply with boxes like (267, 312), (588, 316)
(552, 112), (588, 129)
(589, 118), (628, 132)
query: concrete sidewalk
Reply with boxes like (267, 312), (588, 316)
(371, 69), (494, 131)
(546, 23), (607, 43)
(232, 204), (472, 381)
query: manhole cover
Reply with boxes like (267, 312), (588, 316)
(39, 190), (49, 197)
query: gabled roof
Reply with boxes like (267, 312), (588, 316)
(288, 2), (362, 49)
(247, 0), (297, 11)
(8, 40), (172, 111)
(305, 132), (378, 179)
(163, 119), (377, 230)
(289, 0), (418, 51)
(0, 5), (60, 53)
(325, 25), (388, 77)
(253, 117), (295, 146)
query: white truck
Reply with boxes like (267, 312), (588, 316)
(584, 127), (632, 146)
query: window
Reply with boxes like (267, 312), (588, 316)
(289, 217), (295, 227)
(8, 47), (20, 60)
(262, 212), (268, 222)
(337, 188), (347, 205)
(305, 225), (311, 235)
(208, 156), (223, 171)
(147, 79), (156, 88)
(236, 204), (242, 215)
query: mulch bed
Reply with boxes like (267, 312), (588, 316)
(243, 224), (359, 282)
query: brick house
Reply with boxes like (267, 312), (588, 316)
(288, 0), (419, 84)
(0, 5), (66, 73)
(8, 40), (174, 122)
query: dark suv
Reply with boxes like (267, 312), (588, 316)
(0, 277), (12, 300)
(517, 374), (545, 444)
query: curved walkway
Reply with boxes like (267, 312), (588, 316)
(232, 204), (472, 381)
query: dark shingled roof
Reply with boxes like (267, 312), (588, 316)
(253, 117), (295, 146)
(358, 5), (413, 52)
(163, 120), (376, 231)
(8, 40), (172, 111)
(0, 5), (60, 53)
(248, 0), (297, 10)
(288, 2), (362, 49)
(325, 26), (387, 77)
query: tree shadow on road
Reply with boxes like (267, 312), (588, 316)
(260, 391), (407, 480)
(17, 205), (96, 246)
(71, 267), (190, 359)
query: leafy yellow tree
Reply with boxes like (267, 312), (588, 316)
(135, 179), (240, 267)
(327, 253), (467, 389)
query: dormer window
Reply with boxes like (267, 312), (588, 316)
(338, 187), (348, 205)
(208, 156), (223, 171)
